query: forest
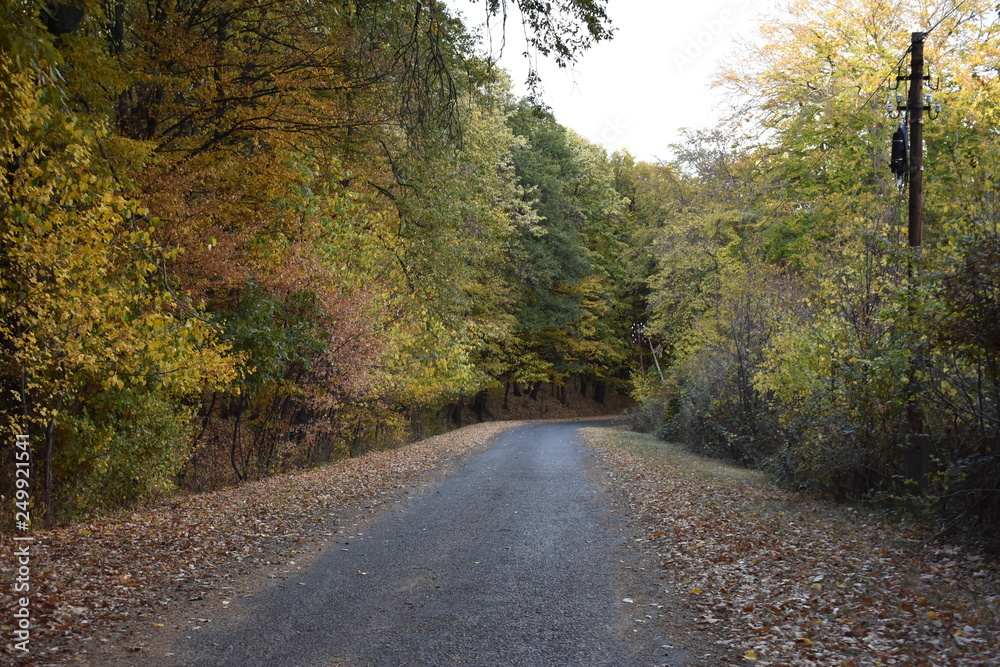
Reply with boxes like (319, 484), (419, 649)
(1, 0), (998, 542)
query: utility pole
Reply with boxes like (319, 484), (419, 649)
(647, 337), (665, 385)
(907, 32), (925, 249)
(902, 31), (931, 489)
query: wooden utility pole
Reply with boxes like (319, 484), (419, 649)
(907, 32), (926, 249)
(904, 31), (931, 487)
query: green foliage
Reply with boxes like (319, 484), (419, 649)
(55, 390), (196, 519)
(222, 286), (326, 392)
(509, 102), (591, 331)
(506, 102), (638, 388)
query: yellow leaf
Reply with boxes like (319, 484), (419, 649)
(691, 587), (702, 594)
(744, 651), (758, 661)
(152, 623), (165, 627)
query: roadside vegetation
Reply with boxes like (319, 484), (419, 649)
(622, 0), (1000, 544)
(0, 1), (636, 525)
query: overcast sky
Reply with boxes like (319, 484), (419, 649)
(444, 0), (779, 162)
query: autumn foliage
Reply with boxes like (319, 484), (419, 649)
(6, 0), (998, 543)
(0, 0), (633, 524)
(624, 0), (1000, 540)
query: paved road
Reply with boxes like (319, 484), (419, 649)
(171, 421), (690, 666)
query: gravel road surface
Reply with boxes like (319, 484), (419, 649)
(169, 421), (691, 666)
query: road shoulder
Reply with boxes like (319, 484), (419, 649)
(581, 427), (737, 666)
(581, 427), (1000, 666)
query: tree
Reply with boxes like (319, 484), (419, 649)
(504, 101), (635, 397)
(625, 0), (1000, 530)
(0, 0), (625, 521)
(0, 50), (233, 521)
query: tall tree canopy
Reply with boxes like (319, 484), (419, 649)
(0, 0), (634, 523)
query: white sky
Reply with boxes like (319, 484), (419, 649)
(444, 0), (779, 162)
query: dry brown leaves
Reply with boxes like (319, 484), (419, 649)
(0, 421), (518, 663)
(588, 431), (1000, 666)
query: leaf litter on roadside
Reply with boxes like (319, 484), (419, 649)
(586, 429), (1000, 666)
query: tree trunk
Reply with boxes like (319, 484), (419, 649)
(412, 406), (424, 440)
(473, 390), (489, 422)
(349, 423), (365, 457)
(230, 395), (247, 482)
(448, 399), (463, 428)
(43, 394), (64, 527)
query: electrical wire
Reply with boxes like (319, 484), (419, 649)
(925, 0), (976, 37)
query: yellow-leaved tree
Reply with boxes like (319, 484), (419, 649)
(0, 54), (234, 522)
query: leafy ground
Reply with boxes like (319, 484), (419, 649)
(584, 428), (1000, 666)
(4, 420), (999, 666)
(0, 422), (519, 664)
